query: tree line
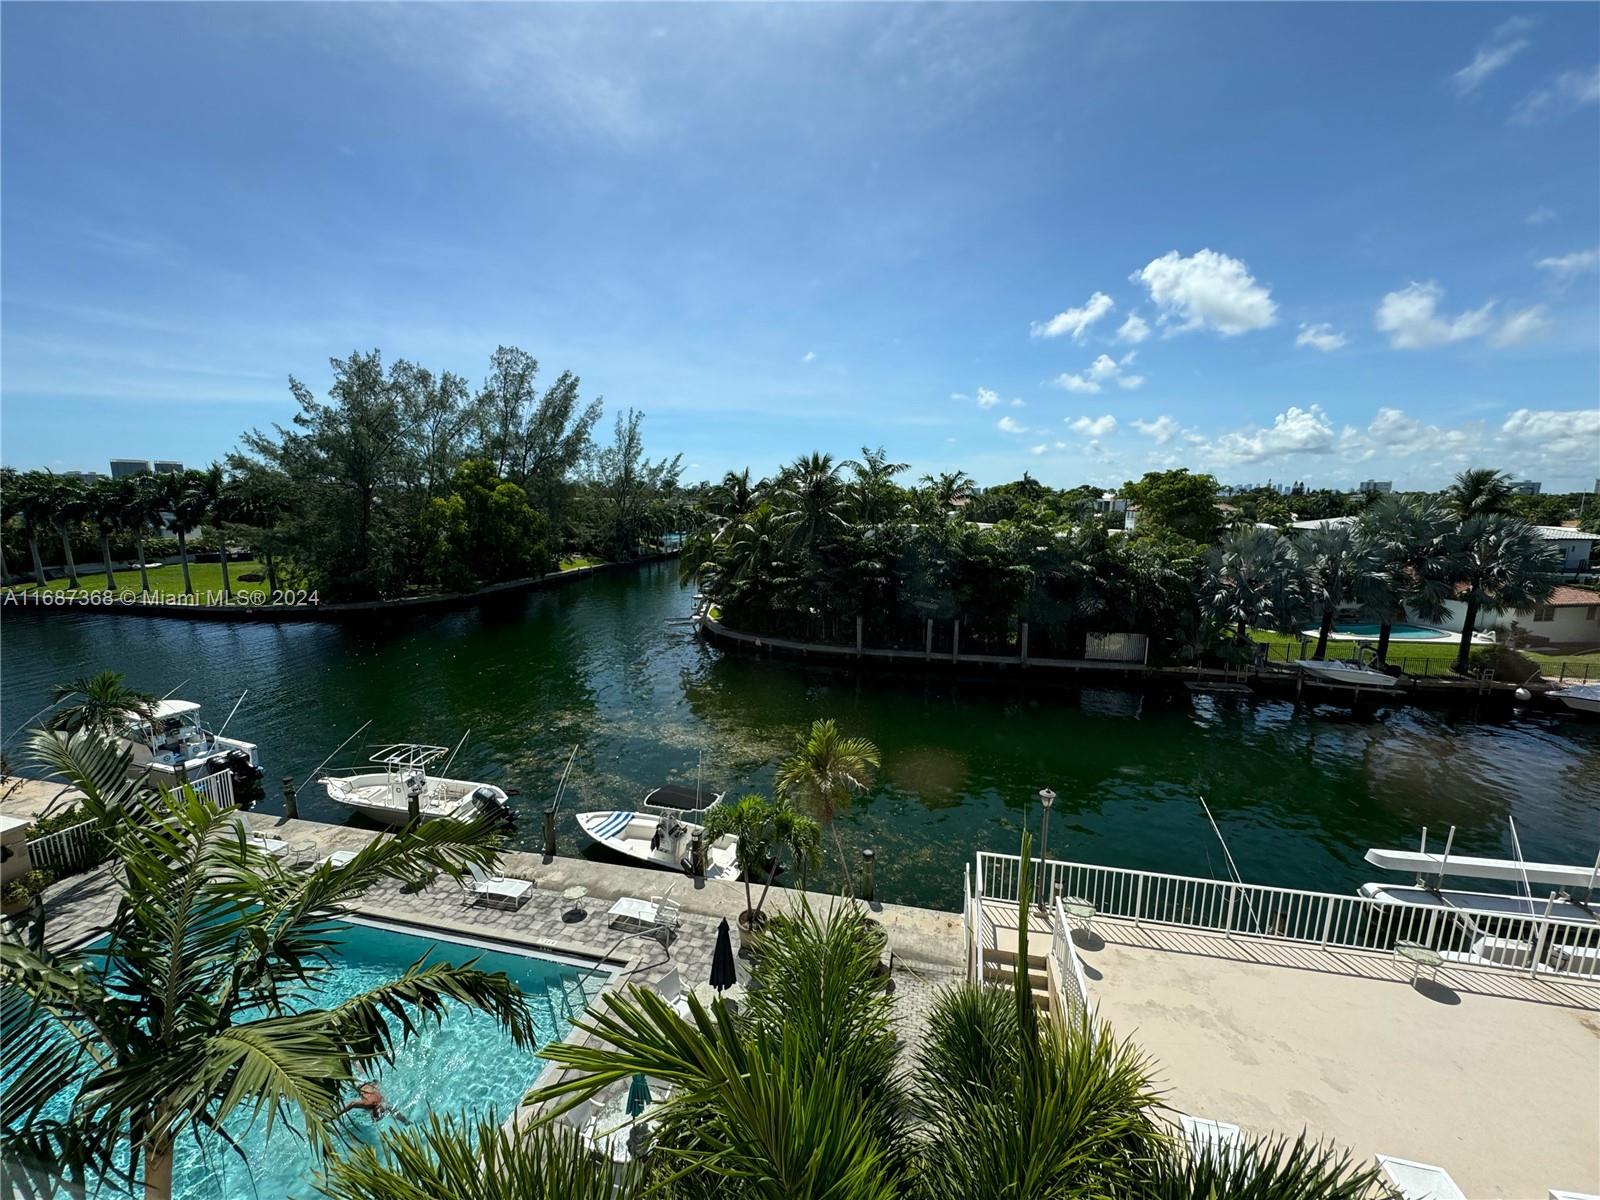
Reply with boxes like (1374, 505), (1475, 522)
(682, 457), (1568, 675)
(1, 346), (689, 601)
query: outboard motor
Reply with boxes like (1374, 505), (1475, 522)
(469, 786), (516, 831)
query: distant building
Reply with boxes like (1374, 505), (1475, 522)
(1357, 480), (1393, 495)
(63, 470), (108, 485)
(1509, 480), (1541, 496)
(1428, 583), (1600, 645)
(153, 460), (185, 475)
(109, 459), (152, 480)
(1532, 526), (1599, 573)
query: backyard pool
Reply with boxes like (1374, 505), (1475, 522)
(32, 920), (604, 1199)
(1324, 622), (1450, 641)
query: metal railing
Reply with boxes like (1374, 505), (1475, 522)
(1050, 896), (1092, 1022)
(975, 851), (1600, 984)
(186, 771), (236, 811)
(25, 819), (106, 874)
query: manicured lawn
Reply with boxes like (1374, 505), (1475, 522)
(1248, 628), (1600, 679)
(5, 560), (274, 599)
(559, 556), (601, 571)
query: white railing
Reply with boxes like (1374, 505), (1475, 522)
(975, 851), (1600, 984)
(186, 771), (236, 811)
(961, 863), (972, 979)
(25, 819), (105, 874)
(1051, 896), (1092, 1022)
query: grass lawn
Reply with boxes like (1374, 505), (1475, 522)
(1249, 628), (1600, 679)
(5, 560), (277, 600)
(559, 556), (601, 571)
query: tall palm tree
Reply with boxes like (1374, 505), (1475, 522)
(1355, 496), (1453, 667)
(1443, 467), (1513, 521)
(1203, 527), (1305, 646)
(844, 445), (908, 527)
(121, 474), (168, 597)
(2, 730), (534, 1200)
(47, 471), (87, 589)
(4, 468), (53, 587)
(1447, 513), (1561, 673)
(773, 452), (847, 565)
(774, 718), (880, 896)
(86, 478), (125, 591)
(46, 670), (157, 735)
(1295, 523), (1362, 660)
(919, 469), (976, 510)
(167, 468), (216, 596)
(196, 465), (237, 598)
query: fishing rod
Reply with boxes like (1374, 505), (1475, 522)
(0, 697), (70, 751)
(440, 727), (472, 779)
(295, 720), (373, 797)
(548, 744), (579, 815)
(1198, 794), (1262, 935)
(159, 679), (190, 701)
(216, 690), (249, 738)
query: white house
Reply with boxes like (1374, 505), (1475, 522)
(1431, 584), (1600, 646)
(1532, 526), (1598, 573)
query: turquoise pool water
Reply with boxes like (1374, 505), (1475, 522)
(1328, 622), (1444, 640)
(34, 921), (602, 1200)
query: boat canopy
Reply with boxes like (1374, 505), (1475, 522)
(367, 744), (450, 769)
(1364, 848), (1597, 891)
(644, 784), (717, 811)
(150, 700), (202, 720)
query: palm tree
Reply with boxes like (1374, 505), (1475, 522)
(1295, 523), (1362, 660)
(1, 730), (534, 1200)
(1447, 513), (1562, 673)
(46, 670), (157, 735)
(227, 465), (291, 594)
(772, 452), (847, 564)
(773, 718), (880, 896)
(1444, 467), (1513, 521)
(86, 478), (125, 591)
(168, 468), (217, 596)
(47, 471), (87, 589)
(3, 468), (52, 587)
(1203, 527), (1305, 647)
(194, 464), (236, 598)
(844, 445), (907, 526)
(1355, 496), (1453, 667)
(920, 469), (976, 510)
(122, 474), (169, 597)
(700, 793), (821, 928)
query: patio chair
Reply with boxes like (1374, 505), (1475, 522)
(461, 861), (533, 910)
(1393, 940), (1443, 984)
(1179, 1114), (1246, 1168)
(648, 896), (682, 932)
(1375, 1154), (1466, 1200)
(229, 814), (289, 859)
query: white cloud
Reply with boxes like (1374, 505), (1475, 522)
(1501, 407), (1600, 458)
(1296, 322), (1347, 352)
(1055, 350), (1143, 394)
(1451, 23), (1531, 95)
(1535, 247), (1600, 279)
(1114, 313), (1150, 344)
(1490, 305), (1552, 347)
(1029, 291), (1114, 341)
(1133, 249), (1276, 336)
(996, 415), (1028, 434)
(1029, 443), (1049, 456)
(1207, 405), (1338, 465)
(1009, 398), (1025, 406)
(1069, 414), (1117, 437)
(1526, 205), (1558, 225)
(1053, 372), (1101, 394)
(1511, 66), (1600, 124)
(1132, 416), (1181, 444)
(949, 392), (969, 402)
(1374, 282), (1495, 349)
(976, 387), (1001, 409)
(801, 350), (816, 363)
(1087, 354), (1121, 380)
(1116, 375), (1146, 391)
(1053, 441), (1067, 450)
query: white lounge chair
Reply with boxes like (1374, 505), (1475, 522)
(462, 861), (533, 910)
(1180, 1114), (1245, 1167)
(229, 815), (289, 859)
(1376, 1154), (1466, 1200)
(648, 896), (682, 932)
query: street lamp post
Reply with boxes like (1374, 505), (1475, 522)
(1038, 787), (1056, 910)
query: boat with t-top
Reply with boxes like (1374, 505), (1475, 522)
(577, 781), (740, 881)
(319, 744), (513, 828)
(118, 698), (263, 785)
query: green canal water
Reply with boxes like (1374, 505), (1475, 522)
(4, 563), (1597, 911)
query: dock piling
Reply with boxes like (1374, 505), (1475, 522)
(861, 847), (876, 902)
(281, 776), (298, 820)
(542, 809), (556, 858)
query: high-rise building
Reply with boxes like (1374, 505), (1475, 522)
(1357, 480), (1393, 495)
(153, 460), (185, 475)
(63, 470), (108, 485)
(1509, 480), (1542, 496)
(109, 459), (152, 480)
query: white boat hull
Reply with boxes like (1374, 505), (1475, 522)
(322, 773), (510, 827)
(577, 809), (741, 882)
(1293, 660), (1398, 688)
(1552, 684), (1600, 715)
(122, 734), (261, 783)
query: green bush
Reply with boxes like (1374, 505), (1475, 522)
(3, 868), (55, 907)
(26, 803), (91, 838)
(1467, 644), (1542, 681)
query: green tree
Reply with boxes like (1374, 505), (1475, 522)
(85, 479), (125, 590)
(1444, 467), (1514, 521)
(1, 730), (534, 1200)
(48, 472), (88, 589)
(1295, 523), (1362, 660)
(46, 671), (156, 735)
(774, 719), (880, 896)
(1355, 496), (1453, 667)
(1204, 527), (1304, 646)
(4, 468), (55, 587)
(422, 459), (551, 590)
(121, 474), (169, 597)
(475, 346), (601, 521)
(701, 793), (821, 926)
(589, 408), (683, 560)
(164, 468), (216, 597)
(1447, 513), (1561, 673)
(1121, 468), (1221, 542)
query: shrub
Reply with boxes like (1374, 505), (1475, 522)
(1467, 644), (1541, 681)
(3, 868), (55, 907)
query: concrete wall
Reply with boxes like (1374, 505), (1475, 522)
(1433, 598), (1600, 643)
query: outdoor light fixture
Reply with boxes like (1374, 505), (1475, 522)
(1038, 787), (1056, 909)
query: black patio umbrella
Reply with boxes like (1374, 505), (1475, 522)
(710, 917), (738, 993)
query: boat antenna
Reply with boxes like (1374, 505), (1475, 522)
(216, 690), (249, 738)
(1507, 816), (1535, 917)
(0, 696), (72, 751)
(440, 727), (472, 779)
(1197, 794), (1261, 934)
(159, 679), (190, 701)
(549, 744), (579, 815)
(294, 719), (373, 797)
(1435, 825), (1455, 893)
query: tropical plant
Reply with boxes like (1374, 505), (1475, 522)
(1355, 496), (1453, 667)
(121, 473), (169, 596)
(1133, 1131), (1380, 1200)
(47, 472), (88, 589)
(1, 729), (535, 1200)
(1443, 467), (1513, 521)
(85, 478), (126, 590)
(1203, 527), (1304, 646)
(1447, 513), (1561, 673)
(168, 467), (219, 596)
(701, 793), (822, 926)
(1295, 523), (1362, 660)
(1121, 468), (1221, 543)
(46, 670), (157, 736)
(844, 446), (907, 527)
(774, 718), (880, 896)
(3, 467), (54, 587)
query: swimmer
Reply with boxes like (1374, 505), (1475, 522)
(339, 1082), (410, 1124)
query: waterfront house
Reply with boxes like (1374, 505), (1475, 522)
(1430, 583), (1600, 646)
(1533, 525), (1598, 574)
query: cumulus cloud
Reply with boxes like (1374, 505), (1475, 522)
(1117, 374), (1145, 391)
(1206, 406), (1338, 465)
(1511, 66), (1600, 124)
(1133, 249), (1276, 336)
(996, 415), (1028, 434)
(1490, 306), (1552, 346)
(1132, 415), (1181, 444)
(1374, 282), (1495, 349)
(1114, 314), (1150, 345)
(1451, 20), (1532, 95)
(1501, 407), (1600, 459)
(1069, 414), (1117, 437)
(1053, 372), (1101, 394)
(1535, 247), (1600, 279)
(1055, 351), (1142, 394)
(1009, 398), (1025, 406)
(1296, 322), (1348, 352)
(1030, 291), (1114, 341)
(976, 387), (1001, 409)
(801, 350), (816, 363)
(1029, 443), (1049, 456)
(1526, 205), (1557, 225)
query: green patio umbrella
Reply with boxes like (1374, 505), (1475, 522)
(626, 1071), (652, 1118)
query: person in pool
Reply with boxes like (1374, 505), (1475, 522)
(339, 1081), (410, 1124)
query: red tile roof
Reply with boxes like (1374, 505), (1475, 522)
(1549, 585), (1600, 606)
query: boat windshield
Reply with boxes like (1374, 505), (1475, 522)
(643, 784), (716, 814)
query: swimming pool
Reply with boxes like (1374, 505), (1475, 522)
(1321, 622), (1450, 641)
(33, 920), (604, 1200)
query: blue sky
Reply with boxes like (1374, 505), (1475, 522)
(3, 2), (1597, 490)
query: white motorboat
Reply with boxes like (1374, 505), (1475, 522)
(576, 783), (741, 881)
(1550, 683), (1600, 715)
(319, 744), (513, 828)
(1292, 659), (1399, 689)
(119, 699), (262, 784)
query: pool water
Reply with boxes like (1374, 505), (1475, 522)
(1328, 622), (1444, 640)
(35, 921), (602, 1200)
